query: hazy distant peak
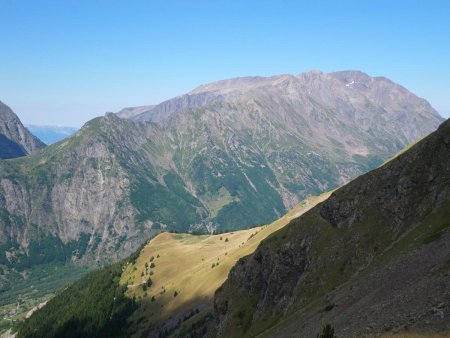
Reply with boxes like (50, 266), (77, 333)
(26, 124), (78, 145)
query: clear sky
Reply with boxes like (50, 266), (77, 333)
(1, 0), (449, 127)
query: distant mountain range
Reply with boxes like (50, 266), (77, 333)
(26, 125), (78, 145)
(0, 70), (443, 301)
(0, 101), (46, 159)
(15, 117), (450, 338)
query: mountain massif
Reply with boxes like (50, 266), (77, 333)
(0, 101), (46, 159)
(15, 118), (450, 338)
(0, 70), (443, 276)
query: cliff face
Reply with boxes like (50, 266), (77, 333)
(213, 119), (450, 337)
(0, 101), (46, 159)
(0, 115), (148, 267)
(0, 71), (444, 271)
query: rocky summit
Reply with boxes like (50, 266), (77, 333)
(0, 70), (443, 271)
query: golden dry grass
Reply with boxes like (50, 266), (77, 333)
(119, 193), (330, 336)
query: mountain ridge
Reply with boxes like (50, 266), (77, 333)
(128, 70), (441, 134)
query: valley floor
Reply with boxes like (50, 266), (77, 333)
(0, 263), (88, 334)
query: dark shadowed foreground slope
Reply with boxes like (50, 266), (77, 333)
(213, 119), (450, 337)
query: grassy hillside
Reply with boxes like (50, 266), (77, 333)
(14, 193), (329, 338)
(119, 193), (330, 337)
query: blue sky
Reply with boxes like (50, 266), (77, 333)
(1, 0), (449, 126)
